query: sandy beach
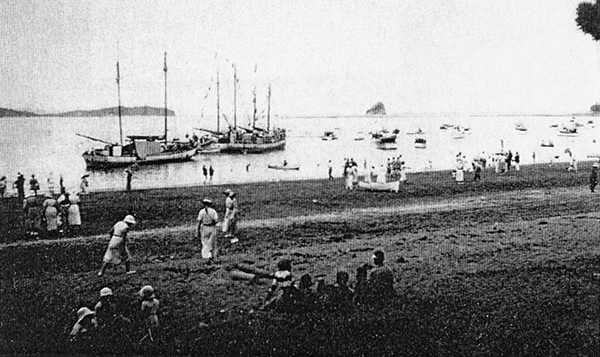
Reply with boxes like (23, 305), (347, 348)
(1, 162), (599, 356)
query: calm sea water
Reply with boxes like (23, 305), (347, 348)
(1, 114), (598, 194)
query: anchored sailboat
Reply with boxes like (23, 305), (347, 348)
(79, 53), (199, 168)
(196, 64), (286, 154)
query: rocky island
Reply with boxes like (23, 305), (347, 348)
(366, 102), (386, 115)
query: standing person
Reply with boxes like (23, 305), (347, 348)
(350, 162), (359, 188)
(532, 151), (536, 163)
(59, 174), (66, 194)
(506, 150), (513, 171)
(23, 190), (41, 238)
(197, 198), (219, 264)
(29, 174), (40, 195)
(68, 193), (82, 236)
(0, 176), (6, 198)
(590, 164), (599, 193)
(14, 172), (25, 200)
(328, 160), (333, 180)
(202, 165), (208, 185)
(125, 169), (133, 191)
(209, 165), (214, 183)
(80, 174), (89, 194)
(47, 173), (55, 196)
(473, 161), (482, 181)
(344, 164), (353, 189)
(43, 193), (59, 239)
(399, 161), (407, 182)
(514, 152), (521, 171)
(455, 160), (464, 184)
(57, 193), (70, 237)
(98, 215), (137, 276)
(222, 189), (239, 243)
(138, 285), (160, 344)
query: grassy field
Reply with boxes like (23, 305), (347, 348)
(0, 162), (599, 356)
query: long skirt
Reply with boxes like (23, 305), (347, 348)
(222, 217), (237, 236)
(345, 174), (353, 189)
(103, 236), (131, 265)
(45, 206), (58, 231)
(199, 225), (217, 259)
(68, 204), (81, 226)
(456, 169), (464, 182)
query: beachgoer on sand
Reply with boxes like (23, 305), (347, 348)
(222, 189), (239, 243)
(197, 198), (219, 263)
(0, 176), (6, 197)
(98, 215), (137, 276)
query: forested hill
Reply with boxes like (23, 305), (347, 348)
(53, 106), (175, 117)
(0, 108), (38, 117)
(0, 106), (175, 117)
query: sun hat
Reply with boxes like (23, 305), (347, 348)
(76, 307), (95, 324)
(26, 190), (36, 198)
(202, 198), (212, 205)
(124, 215), (136, 224)
(139, 285), (155, 299)
(594, 164), (599, 168)
(223, 189), (233, 195)
(372, 250), (385, 261)
(99, 287), (113, 297)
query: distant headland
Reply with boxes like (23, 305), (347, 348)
(0, 106), (175, 118)
(366, 102), (386, 115)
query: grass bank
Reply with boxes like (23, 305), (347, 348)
(0, 161), (599, 356)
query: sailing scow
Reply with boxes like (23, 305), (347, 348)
(79, 53), (200, 169)
(197, 64), (286, 154)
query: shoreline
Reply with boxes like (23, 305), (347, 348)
(1, 160), (596, 243)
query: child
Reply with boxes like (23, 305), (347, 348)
(69, 307), (97, 342)
(262, 259), (296, 311)
(139, 285), (160, 344)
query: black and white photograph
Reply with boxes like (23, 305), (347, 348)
(1, 0), (599, 355)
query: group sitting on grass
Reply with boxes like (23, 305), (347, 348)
(69, 285), (160, 348)
(259, 249), (396, 313)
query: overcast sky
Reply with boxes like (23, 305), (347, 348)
(2, 0), (600, 116)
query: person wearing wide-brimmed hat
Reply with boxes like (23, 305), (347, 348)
(138, 285), (160, 343)
(67, 193), (82, 236)
(98, 215), (137, 276)
(197, 198), (219, 263)
(222, 189), (239, 243)
(69, 307), (97, 342)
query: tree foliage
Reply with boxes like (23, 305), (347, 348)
(576, 2), (600, 41)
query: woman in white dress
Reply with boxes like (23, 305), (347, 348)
(98, 215), (137, 276)
(68, 193), (82, 235)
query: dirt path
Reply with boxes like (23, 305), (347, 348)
(1, 185), (590, 250)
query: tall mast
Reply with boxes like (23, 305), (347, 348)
(233, 63), (237, 129)
(163, 52), (168, 143)
(116, 61), (123, 146)
(267, 84), (271, 132)
(216, 70), (220, 132)
(252, 64), (257, 129)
